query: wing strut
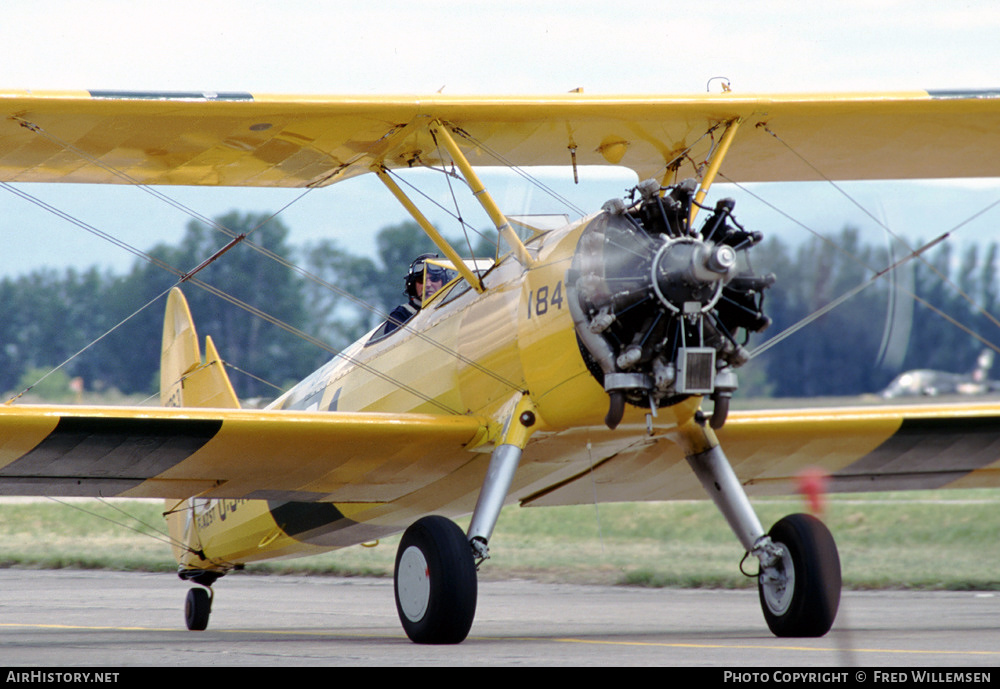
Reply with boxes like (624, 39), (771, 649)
(690, 117), (742, 226)
(374, 166), (485, 293)
(430, 122), (536, 268)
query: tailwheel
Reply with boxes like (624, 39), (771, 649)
(394, 515), (477, 644)
(185, 586), (212, 631)
(758, 513), (841, 637)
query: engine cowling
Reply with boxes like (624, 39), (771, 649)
(568, 179), (773, 429)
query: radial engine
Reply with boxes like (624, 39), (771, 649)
(568, 178), (774, 430)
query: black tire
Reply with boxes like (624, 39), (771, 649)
(394, 515), (477, 644)
(185, 587), (211, 631)
(758, 513), (841, 637)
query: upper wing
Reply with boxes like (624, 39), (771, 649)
(0, 404), (487, 501)
(2, 89), (1000, 187)
(521, 402), (1000, 507)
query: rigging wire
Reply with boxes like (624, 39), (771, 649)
(384, 166), (497, 251)
(429, 128), (485, 264)
(11, 116), (311, 246)
(758, 124), (1000, 334)
(2, 182), (464, 413)
(22, 112), (1000, 406)
(55, 496), (241, 570)
(449, 127), (587, 217)
(220, 360), (287, 394)
(454, 120), (727, 207)
(10, 117), (527, 398)
(722, 174), (1000, 360)
(44, 496), (199, 557)
(749, 232), (954, 359)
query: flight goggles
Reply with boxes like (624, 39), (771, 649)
(424, 266), (449, 282)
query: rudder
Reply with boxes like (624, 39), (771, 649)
(160, 287), (240, 409)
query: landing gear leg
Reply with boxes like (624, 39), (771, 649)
(466, 395), (537, 563)
(685, 441), (841, 637)
(184, 586), (212, 631)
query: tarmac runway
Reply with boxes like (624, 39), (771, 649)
(0, 569), (997, 667)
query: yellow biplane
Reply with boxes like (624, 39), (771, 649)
(1, 89), (1000, 644)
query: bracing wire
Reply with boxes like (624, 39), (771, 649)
(429, 129), (484, 265)
(44, 496), (199, 558)
(757, 124), (1000, 335)
(2, 181), (467, 413)
(10, 118), (528, 399)
(5, 286), (174, 405)
(20, 111), (1000, 404)
(58, 496), (242, 570)
(722, 170), (1000, 361)
(384, 166), (497, 251)
(452, 120), (726, 207)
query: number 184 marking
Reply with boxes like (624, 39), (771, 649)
(527, 280), (564, 318)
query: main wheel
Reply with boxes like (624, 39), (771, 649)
(394, 515), (477, 644)
(185, 587), (211, 631)
(758, 513), (841, 637)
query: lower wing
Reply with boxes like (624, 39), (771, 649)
(521, 403), (1000, 506)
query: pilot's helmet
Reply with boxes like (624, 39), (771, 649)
(405, 253), (446, 297)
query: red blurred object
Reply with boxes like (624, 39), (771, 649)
(797, 467), (829, 516)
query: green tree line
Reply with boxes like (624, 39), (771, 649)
(1, 212), (445, 400)
(3, 212), (998, 401)
(749, 228), (1000, 397)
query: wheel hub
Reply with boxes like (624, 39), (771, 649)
(396, 545), (431, 622)
(760, 547), (795, 616)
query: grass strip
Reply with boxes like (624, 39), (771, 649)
(1, 490), (996, 590)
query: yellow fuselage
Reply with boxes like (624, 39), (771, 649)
(168, 215), (699, 574)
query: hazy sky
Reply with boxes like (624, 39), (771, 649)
(3, 0), (1000, 276)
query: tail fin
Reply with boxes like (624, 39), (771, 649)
(973, 349), (995, 383)
(161, 287), (240, 409)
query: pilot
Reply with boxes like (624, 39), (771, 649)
(383, 253), (447, 335)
